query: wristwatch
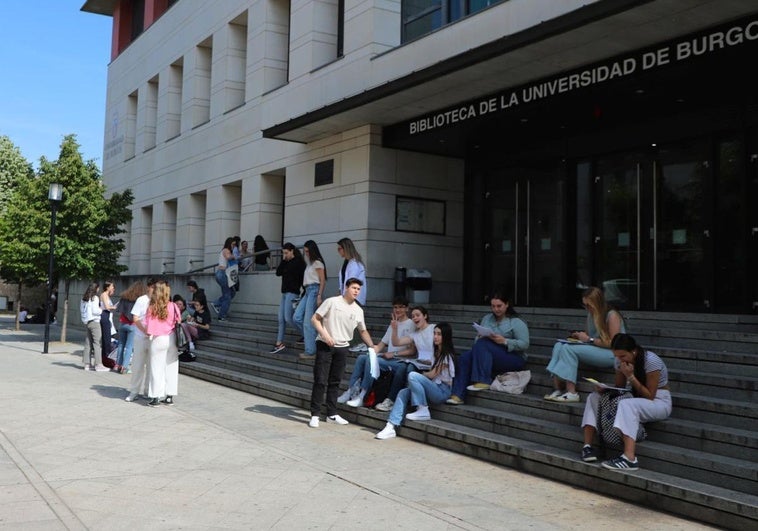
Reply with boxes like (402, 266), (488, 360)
(589, 337), (595, 343)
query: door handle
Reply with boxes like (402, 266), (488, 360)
(594, 236), (601, 244)
(703, 229), (710, 238)
(752, 227), (758, 236)
(484, 243), (491, 251)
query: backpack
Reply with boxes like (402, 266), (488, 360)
(363, 370), (393, 408)
(597, 390), (647, 448)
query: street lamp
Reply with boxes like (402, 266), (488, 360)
(42, 183), (64, 354)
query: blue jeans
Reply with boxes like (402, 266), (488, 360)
(452, 339), (525, 400)
(214, 269), (234, 318)
(293, 284), (319, 355)
(547, 342), (615, 384)
(389, 372), (451, 426)
(277, 292), (298, 343)
(116, 323), (136, 368)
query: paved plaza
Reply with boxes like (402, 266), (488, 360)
(0, 316), (711, 530)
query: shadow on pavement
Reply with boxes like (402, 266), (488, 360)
(245, 404), (310, 423)
(91, 384), (130, 400)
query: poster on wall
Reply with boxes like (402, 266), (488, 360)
(395, 196), (446, 235)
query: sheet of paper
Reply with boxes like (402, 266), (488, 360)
(583, 377), (628, 392)
(473, 322), (496, 337)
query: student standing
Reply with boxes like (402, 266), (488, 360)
(271, 242), (306, 354)
(144, 281), (181, 406)
(308, 278), (374, 428)
(80, 282), (106, 371)
(125, 278), (157, 402)
(293, 240), (327, 360)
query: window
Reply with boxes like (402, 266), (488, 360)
(131, 0), (145, 41)
(314, 160), (334, 186)
(401, 0), (504, 43)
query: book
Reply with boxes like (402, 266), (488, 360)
(400, 358), (432, 370)
(556, 337), (586, 344)
(473, 322), (496, 337)
(583, 377), (628, 392)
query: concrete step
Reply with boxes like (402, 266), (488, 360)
(178, 360), (758, 529)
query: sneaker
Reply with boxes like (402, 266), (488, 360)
(111, 365), (121, 373)
(327, 414), (349, 425)
(581, 445), (598, 462)
(445, 395), (464, 405)
(217, 317), (227, 322)
(466, 383), (490, 392)
(337, 387), (355, 404)
(544, 390), (563, 401)
(405, 406), (431, 421)
(94, 365), (110, 372)
(375, 423), (396, 440)
(349, 344), (368, 352)
(270, 344), (286, 354)
(295, 337), (305, 345)
(308, 416), (319, 428)
(346, 393), (365, 408)
(375, 398), (394, 411)
(147, 398), (161, 407)
(553, 392), (580, 403)
(125, 392), (139, 402)
(162, 396), (174, 406)
(209, 302), (220, 315)
(84, 364), (94, 371)
(601, 454), (639, 471)
(298, 353), (315, 361)
(189, 342), (196, 352)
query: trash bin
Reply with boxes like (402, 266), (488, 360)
(394, 267), (407, 299)
(406, 269), (432, 303)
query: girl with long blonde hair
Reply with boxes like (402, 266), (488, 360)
(144, 281), (181, 406)
(544, 287), (625, 403)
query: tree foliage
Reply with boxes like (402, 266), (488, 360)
(0, 134), (133, 336)
(0, 135), (34, 213)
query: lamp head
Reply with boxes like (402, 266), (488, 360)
(48, 183), (63, 202)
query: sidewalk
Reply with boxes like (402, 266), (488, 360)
(0, 316), (709, 530)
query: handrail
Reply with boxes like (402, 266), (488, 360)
(184, 247), (283, 275)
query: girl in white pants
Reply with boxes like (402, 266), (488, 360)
(581, 333), (672, 470)
(144, 281), (181, 406)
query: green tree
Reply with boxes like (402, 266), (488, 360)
(0, 134), (133, 339)
(0, 135), (33, 212)
(0, 136), (36, 330)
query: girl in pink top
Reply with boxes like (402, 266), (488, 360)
(145, 281), (181, 406)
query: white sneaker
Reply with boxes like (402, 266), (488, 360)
(337, 389), (353, 404)
(544, 390), (563, 401)
(375, 398), (394, 411)
(554, 392), (580, 403)
(346, 396), (364, 408)
(327, 414), (349, 425)
(189, 341), (196, 352)
(375, 423), (396, 440)
(124, 392), (138, 402)
(406, 406), (431, 421)
(83, 364), (94, 371)
(94, 365), (110, 372)
(308, 416), (319, 428)
(349, 344), (368, 352)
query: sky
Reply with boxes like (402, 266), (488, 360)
(0, 1), (112, 169)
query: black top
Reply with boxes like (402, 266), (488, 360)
(191, 288), (208, 308)
(193, 308), (211, 339)
(276, 255), (307, 294)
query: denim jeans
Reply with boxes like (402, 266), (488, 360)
(310, 344), (348, 416)
(470, 338), (525, 386)
(277, 292), (298, 343)
(293, 284), (319, 355)
(348, 355), (408, 397)
(116, 322), (136, 368)
(214, 268), (234, 318)
(388, 372), (451, 426)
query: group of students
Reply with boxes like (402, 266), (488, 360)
(310, 285), (672, 472)
(212, 235), (271, 321)
(271, 237), (366, 360)
(81, 277), (211, 407)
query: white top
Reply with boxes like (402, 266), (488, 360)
(218, 250), (228, 268)
(339, 259), (367, 305)
(80, 296), (102, 324)
(303, 259), (324, 286)
(131, 294), (150, 338)
(431, 354), (456, 386)
(381, 318), (416, 352)
(315, 295), (366, 347)
(411, 325), (435, 364)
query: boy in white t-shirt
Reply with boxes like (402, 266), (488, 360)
(308, 278), (375, 428)
(338, 296), (416, 411)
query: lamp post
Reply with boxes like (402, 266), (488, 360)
(42, 183), (64, 354)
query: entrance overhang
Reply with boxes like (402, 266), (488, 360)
(262, 1), (758, 145)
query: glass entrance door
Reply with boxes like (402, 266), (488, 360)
(483, 166), (566, 306)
